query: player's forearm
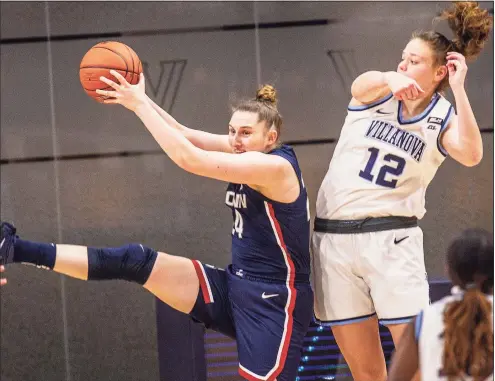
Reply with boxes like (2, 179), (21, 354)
(135, 101), (203, 169)
(146, 95), (185, 132)
(146, 95), (226, 152)
(146, 95), (204, 146)
(351, 71), (393, 102)
(452, 87), (483, 164)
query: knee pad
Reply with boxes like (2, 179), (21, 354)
(87, 244), (158, 285)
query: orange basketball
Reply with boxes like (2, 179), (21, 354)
(79, 41), (143, 102)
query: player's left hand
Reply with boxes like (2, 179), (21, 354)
(96, 71), (147, 112)
(446, 52), (467, 91)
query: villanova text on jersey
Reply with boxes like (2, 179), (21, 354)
(315, 92), (454, 221)
(365, 120), (426, 163)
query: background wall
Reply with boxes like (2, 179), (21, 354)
(1, 2), (492, 381)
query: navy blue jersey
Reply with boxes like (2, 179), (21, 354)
(225, 145), (311, 282)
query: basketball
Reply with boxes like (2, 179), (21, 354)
(79, 41), (143, 102)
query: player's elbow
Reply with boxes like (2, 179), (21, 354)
(459, 149), (483, 167)
(350, 78), (365, 100)
(351, 71), (388, 103)
(468, 143), (483, 167)
(176, 149), (204, 174)
(465, 152), (483, 167)
(350, 72), (369, 98)
(176, 154), (194, 172)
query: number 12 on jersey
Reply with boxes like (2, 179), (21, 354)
(359, 147), (406, 189)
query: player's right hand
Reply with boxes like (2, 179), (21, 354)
(385, 72), (425, 101)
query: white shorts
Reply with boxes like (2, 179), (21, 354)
(311, 226), (429, 326)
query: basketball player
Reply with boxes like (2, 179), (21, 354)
(0, 83), (313, 381)
(389, 228), (493, 381)
(311, 2), (493, 380)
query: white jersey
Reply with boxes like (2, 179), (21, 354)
(316, 92), (454, 220)
(417, 294), (494, 381)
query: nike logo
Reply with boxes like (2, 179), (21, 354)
(376, 109), (393, 115)
(262, 292), (279, 299)
(0, 238), (5, 249)
(394, 236), (409, 244)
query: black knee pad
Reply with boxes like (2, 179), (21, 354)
(87, 244), (158, 285)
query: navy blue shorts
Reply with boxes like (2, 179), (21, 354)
(190, 260), (313, 381)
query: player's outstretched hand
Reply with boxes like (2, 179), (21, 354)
(96, 71), (147, 112)
(386, 72), (425, 101)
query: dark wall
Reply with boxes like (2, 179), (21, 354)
(1, 2), (492, 381)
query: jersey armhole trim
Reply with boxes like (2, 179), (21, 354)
(271, 149), (303, 189)
(347, 93), (393, 111)
(246, 148), (304, 206)
(414, 310), (424, 342)
(436, 105), (454, 157)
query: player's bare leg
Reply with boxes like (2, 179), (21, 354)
(387, 323), (408, 346)
(388, 323), (421, 381)
(331, 316), (387, 381)
(143, 253), (199, 313)
(1, 222), (199, 314)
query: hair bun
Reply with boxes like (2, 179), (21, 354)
(256, 84), (277, 105)
(439, 2), (493, 60)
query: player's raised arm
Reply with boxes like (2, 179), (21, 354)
(146, 96), (232, 153)
(97, 76), (295, 195)
(135, 102), (289, 187)
(350, 71), (424, 106)
(439, 50), (487, 167)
